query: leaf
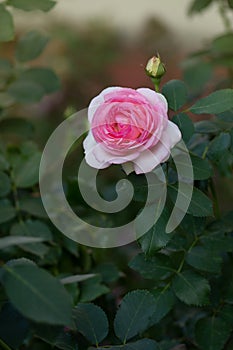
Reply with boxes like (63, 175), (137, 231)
(168, 185), (213, 217)
(89, 339), (160, 350)
(207, 132), (231, 161)
(228, 0), (233, 9)
(0, 236), (46, 250)
(139, 210), (173, 255)
(10, 220), (52, 257)
(195, 317), (231, 350)
(191, 155), (213, 180)
(93, 263), (120, 283)
(0, 199), (16, 224)
(162, 80), (188, 111)
(0, 303), (29, 349)
(19, 67), (60, 94)
(60, 274), (96, 285)
(1, 260), (73, 325)
(114, 290), (156, 342)
(217, 108), (233, 122)
(80, 275), (109, 302)
(0, 117), (34, 139)
(7, 0), (56, 11)
(188, 0), (213, 14)
(211, 33), (233, 55)
(7, 80), (45, 104)
(129, 253), (174, 280)
(0, 154), (9, 171)
(13, 151), (41, 187)
(190, 89), (233, 114)
(19, 196), (48, 218)
(200, 232), (233, 253)
(0, 5), (14, 42)
(149, 288), (175, 325)
(183, 60), (213, 94)
(172, 270), (210, 305)
(15, 31), (49, 62)
(172, 113), (194, 143)
(194, 120), (221, 134)
(73, 303), (108, 345)
(0, 171), (11, 197)
(186, 246), (222, 273)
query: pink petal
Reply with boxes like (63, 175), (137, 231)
(137, 88), (168, 113)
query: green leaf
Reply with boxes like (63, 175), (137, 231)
(10, 220), (52, 257)
(149, 288), (175, 325)
(80, 275), (109, 302)
(207, 132), (231, 161)
(20, 68), (60, 94)
(1, 260), (73, 325)
(0, 171), (11, 197)
(217, 108), (233, 122)
(168, 185), (213, 217)
(114, 290), (156, 342)
(0, 5), (14, 42)
(162, 80), (188, 111)
(183, 60), (213, 94)
(172, 113), (194, 143)
(7, 80), (45, 104)
(15, 31), (49, 62)
(0, 154), (9, 171)
(188, 0), (213, 14)
(13, 151), (41, 188)
(195, 317), (231, 350)
(89, 339), (160, 350)
(211, 33), (233, 55)
(0, 199), (16, 223)
(200, 232), (233, 253)
(219, 305), (233, 327)
(73, 303), (108, 345)
(0, 118), (34, 139)
(139, 210), (173, 256)
(191, 155), (213, 180)
(0, 236), (46, 250)
(194, 120), (221, 134)
(172, 270), (210, 305)
(60, 274), (96, 285)
(19, 196), (48, 218)
(129, 253), (174, 280)
(190, 89), (233, 114)
(93, 263), (120, 283)
(7, 0), (56, 11)
(228, 0), (233, 9)
(186, 246), (222, 273)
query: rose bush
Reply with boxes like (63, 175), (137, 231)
(83, 87), (181, 174)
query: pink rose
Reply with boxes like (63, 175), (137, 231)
(83, 87), (181, 174)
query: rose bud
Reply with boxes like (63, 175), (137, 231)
(145, 55), (166, 79)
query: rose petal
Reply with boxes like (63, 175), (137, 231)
(137, 88), (168, 113)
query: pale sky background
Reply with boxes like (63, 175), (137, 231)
(15, 0), (226, 50)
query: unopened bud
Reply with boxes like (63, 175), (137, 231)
(145, 55), (166, 79)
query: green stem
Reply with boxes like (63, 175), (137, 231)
(0, 339), (12, 350)
(151, 77), (161, 92)
(219, 0), (232, 31)
(9, 169), (22, 221)
(209, 178), (221, 219)
(177, 236), (199, 274)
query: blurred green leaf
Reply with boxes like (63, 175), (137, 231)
(20, 67), (60, 94)
(191, 155), (213, 180)
(74, 303), (108, 344)
(162, 80), (188, 111)
(168, 185), (213, 217)
(1, 260), (73, 325)
(190, 89), (233, 114)
(60, 274), (96, 285)
(183, 60), (213, 94)
(89, 339), (160, 350)
(15, 31), (49, 62)
(0, 154), (9, 171)
(200, 232), (233, 253)
(186, 246), (222, 273)
(0, 118), (34, 138)
(207, 132), (231, 161)
(228, 0), (233, 8)
(217, 109), (233, 122)
(172, 270), (210, 305)
(0, 171), (11, 197)
(0, 199), (16, 224)
(0, 4), (14, 42)
(194, 120), (221, 134)
(0, 236), (46, 250)
(195, 317), (231, 350)
(149, 288), (175, 325)
(188, 0), (213, 15)
(129, 253), (174, 280)
(211, 33), (233, 55)
(19, 196), (48, 218)
(12, 151), (41, 188)
(7, 0), (56, 11)
(114, 290), (156, 342)
(172, 113), (194, 143)
(7, 81), (45, 104)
